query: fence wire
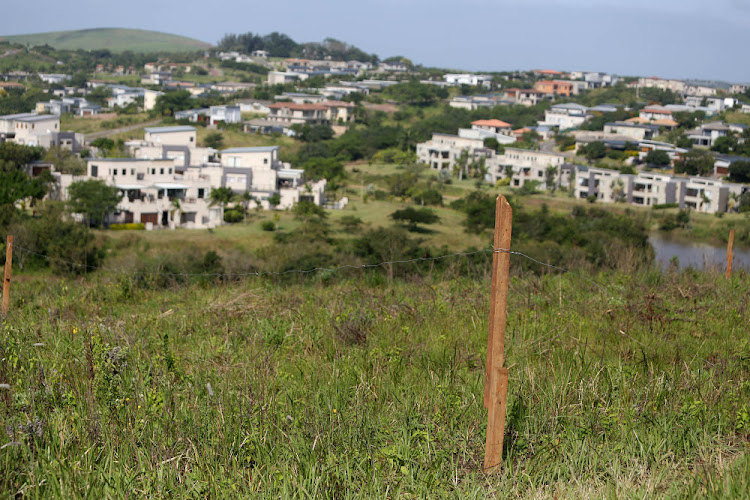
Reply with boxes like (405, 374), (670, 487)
(10, 243), (610, 295)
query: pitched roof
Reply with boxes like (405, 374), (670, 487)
(472, 119), (512, 128)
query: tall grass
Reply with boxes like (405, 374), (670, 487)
(1, 266), (748, 498)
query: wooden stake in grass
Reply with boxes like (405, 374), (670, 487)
(2, 235), (13, 316)
(484, 195), (512, 472)
(726, 229), (734, 279)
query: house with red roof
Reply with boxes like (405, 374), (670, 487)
(472, 119), (512, 135)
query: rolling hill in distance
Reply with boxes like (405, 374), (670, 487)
(0, 28), (213, 53)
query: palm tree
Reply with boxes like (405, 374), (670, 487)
(170, 198), (182, 226)
(208, 187), (234, 210)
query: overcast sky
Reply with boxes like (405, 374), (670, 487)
(2, 0), (750, 82)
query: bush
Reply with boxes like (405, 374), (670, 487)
(261, 220), (276, 231)
(110, 223), (145, 230)
(653, 203), (679, 210)
(224, 209), (244, 223)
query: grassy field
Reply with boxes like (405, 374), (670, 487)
(1, 28), (211, 53)
(60, 113), (157, 136)
(1, 263), (748, 497)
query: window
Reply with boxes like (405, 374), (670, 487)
(190, 136), (194, 142)
(160, 168), (164, 174)
(122, 169), (127, 175)
(264, 158), (268, 165)
(151, 168), (156, 175)
(131, 169), (135, 175)
(198, 188), (205, 199)
(168, 168), (172, 174)
(91, 165), (98, 177)
(113, 169), (117, 176)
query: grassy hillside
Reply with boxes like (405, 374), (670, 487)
(0, 28), (212, 53)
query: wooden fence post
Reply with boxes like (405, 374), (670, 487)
(484, 195), (512, 472)
(2, 235), (13, 316)
(726, 229), (734, 279)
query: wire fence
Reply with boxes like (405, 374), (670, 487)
(4, 240), (735, 370)
(10, 243), (610, 295)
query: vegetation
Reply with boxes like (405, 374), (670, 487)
(217, 32), (379, 62)
(1, 246), (748, 497)
(1, 28), (211, 53)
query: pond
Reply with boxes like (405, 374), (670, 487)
(650, 232), (750, 271)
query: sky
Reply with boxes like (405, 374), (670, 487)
(2, 0), (750, 83)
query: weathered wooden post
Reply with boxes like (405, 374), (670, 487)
(2, 235), (13, 316)
(726, 229), (735, 279)
(484, 195), (512, 472)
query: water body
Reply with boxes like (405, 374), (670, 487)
(650, 232), (750, 271)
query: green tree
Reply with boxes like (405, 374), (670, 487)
(209, 187), (234, 209)
(644, 150), (671, 167)
(67, 180), (122, 227)
(203, 132), (225, 150)
(710, 136), (737, 154)
(390, 207), (439, 231)
(43, 147), (86, 175)
(582, 141), (607, 161)
(302, 157), (346, 181)
(728, 161), (750, 183)
(674, 149), (715, 176)
(268, 193), (281, 208)
(153, 90), (192, 117)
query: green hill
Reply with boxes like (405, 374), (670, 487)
(0, 28), (212, 53)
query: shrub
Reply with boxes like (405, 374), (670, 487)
(223, 209), (244, 223)
(261, 220), (276, 231)
(110, 223), (145, 230)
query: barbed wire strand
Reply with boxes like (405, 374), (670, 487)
(10, 243), (611, 295)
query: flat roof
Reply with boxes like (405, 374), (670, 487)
(0, 112), (38, 120)
(144, 126), (196, 134)
(15, 115), (58, 122)
(221, 146), (279, 153)
(153, 183), (189, 190)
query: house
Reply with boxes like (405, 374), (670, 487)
(212, 82), (256, 94)
(0, 113), (38, 140)
(471, 119), (512, 135)
(322, 101), (356, 124)
(686, 121), (746, 148)
(128, 126), (218, 170)
(444, 74), (493, 88)
(236, 99), (272, 115)
(144, 89), (165, 112)
(457, 127), (516, 144)
(496, 148), (566, 187)
(713, 154), (750, 176)
(38, 73), (71, 85)
(629, 173), (683, 207)
(174, 108), (210, 123)
(12, 115), (60, 146)
(730, 84), (749, 95)
(584, 72), (618, 89)
(251, 50), (269, 58)
(267, 102), (328, 125)
(378, 62), (409, 72)
(245, 119), (296, 137)
(503, 88), (548, 106)
(416, 133), (490, 171)
(639, 106), (673, 121)
(534, 80), (576, 97)
(219, 146), (327, 209)
(679, 177), (728, 213)
(542, 103), (590, 130)
(603, 122), (660, 141)
(59, 158), (222, 229)
(276, 92), (326, 104)
(209, 105), (241, 125)
(637, 77), (686, 93)
(533, 69), (564, 78)
(268, 71), (304, 85)
(574, 166), (632, 202)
